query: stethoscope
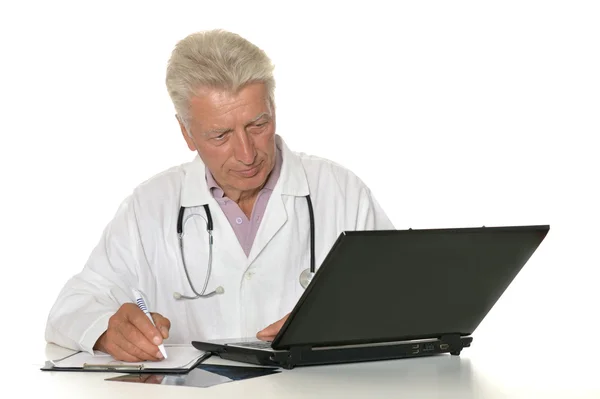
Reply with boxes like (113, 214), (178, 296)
(173, 195), (316, 300)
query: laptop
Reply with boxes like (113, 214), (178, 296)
(192, 224), (549, 369)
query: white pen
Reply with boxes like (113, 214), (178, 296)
(132, 289), (168, 359)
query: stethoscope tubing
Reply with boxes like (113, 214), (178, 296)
(176, 196), (314, 300)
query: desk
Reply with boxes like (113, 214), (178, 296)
(20, 341), (600, 398)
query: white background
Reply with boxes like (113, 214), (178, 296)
(0, 0), (598, 396)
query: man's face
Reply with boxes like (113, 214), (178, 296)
(179, 83), (277, 196)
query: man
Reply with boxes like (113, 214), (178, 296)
(45, 29), (394, 362)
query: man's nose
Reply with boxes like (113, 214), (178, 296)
(233, 131), (257, 166)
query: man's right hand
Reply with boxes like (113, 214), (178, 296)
(93, 303), (171, 362)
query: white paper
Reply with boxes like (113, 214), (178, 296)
(52, 345), (205, 370)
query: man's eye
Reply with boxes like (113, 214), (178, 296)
(215, 133), (227, 140)
(250, 122), (268, 131)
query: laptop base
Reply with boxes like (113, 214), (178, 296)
(192, 335), (473, 369)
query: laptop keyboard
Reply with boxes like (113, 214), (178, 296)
(228, 340), (274, 350)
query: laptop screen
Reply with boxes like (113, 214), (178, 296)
(273, 225), (549, 349)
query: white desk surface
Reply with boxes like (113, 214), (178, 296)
(17, 339), (600, 399)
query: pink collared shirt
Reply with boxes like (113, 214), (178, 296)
(205, 148), (283, 257)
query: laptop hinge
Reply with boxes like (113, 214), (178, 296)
(285, 346), (312, 368)
(440, 334), (462, 347)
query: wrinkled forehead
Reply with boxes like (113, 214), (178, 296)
(190, 83), (272, 112)
(187, 83), (273, 128)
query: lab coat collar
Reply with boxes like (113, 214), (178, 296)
(180, 135), (309, 207)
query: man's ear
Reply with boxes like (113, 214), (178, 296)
(176, 115), (196, 151)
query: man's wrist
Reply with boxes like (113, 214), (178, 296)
(93, 331), (107, 351)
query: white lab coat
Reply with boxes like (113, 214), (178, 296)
(45, 135), (394, 353)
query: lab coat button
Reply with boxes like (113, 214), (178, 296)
(236, 217), (243, 225)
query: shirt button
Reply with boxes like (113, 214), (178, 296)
(236, 217), (243, 225)
(245, 272), (253, 280)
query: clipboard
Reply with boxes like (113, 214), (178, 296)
(40, 345), (212, 374)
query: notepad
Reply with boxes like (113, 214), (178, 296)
(41, 345), (210, 374)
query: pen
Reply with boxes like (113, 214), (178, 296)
(132, 289), (168, 359)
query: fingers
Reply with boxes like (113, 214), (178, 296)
(98, 328), (154, 362)
(127, 304), (164, 346)
(98, 303), (168, 362)
(107, 311), (162, 361)
(151, 313), (171, 339)
(110, 336), (154, 362)
(256, 324), (278, 341)
(117, 320), (163, 360)
(257, 313), (290, 341)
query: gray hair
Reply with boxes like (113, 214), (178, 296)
(165, 29), (275, 129)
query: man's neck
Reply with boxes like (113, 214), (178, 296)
(224, 186), (260, 204)
(223, 186), (262, 218)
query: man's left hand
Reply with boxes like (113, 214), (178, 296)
(256, 313), (290, 341)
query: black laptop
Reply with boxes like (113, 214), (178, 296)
(192, 224), (549, 369)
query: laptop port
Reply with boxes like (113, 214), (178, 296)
(423, 343), (435, 351)
(440, 343), (449, 350)
(412, 344), (419, 349)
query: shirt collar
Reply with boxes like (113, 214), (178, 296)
(180, 135), (309, 207)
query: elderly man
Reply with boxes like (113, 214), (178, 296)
(45, 29), (394, 362)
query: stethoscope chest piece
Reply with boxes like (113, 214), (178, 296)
(299, 268), (315, 289)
